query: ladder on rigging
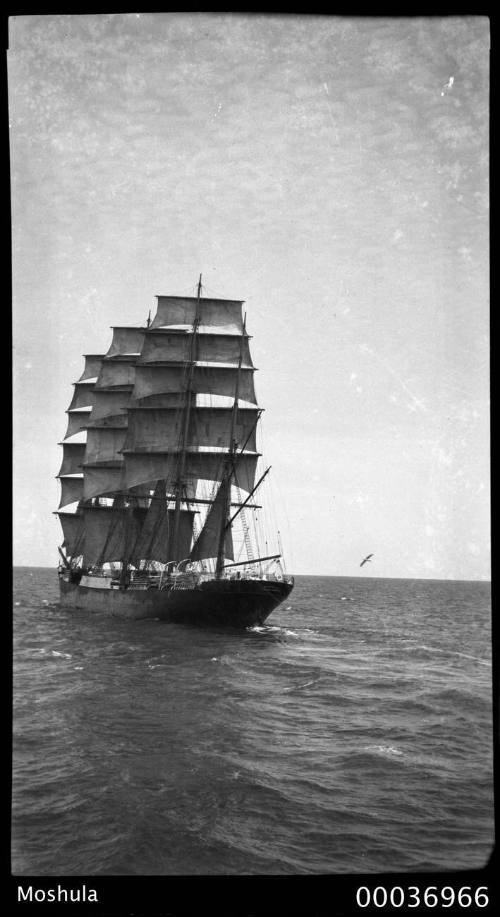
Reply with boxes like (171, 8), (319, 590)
(236, 484), (254, 562)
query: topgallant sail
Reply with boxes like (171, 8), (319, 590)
(56, 277), (294, 626)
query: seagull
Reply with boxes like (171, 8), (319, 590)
(441, 76), (454, 96)
(360, 553), (374, 567)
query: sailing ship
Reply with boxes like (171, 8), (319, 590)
(56, 277), (294, 626)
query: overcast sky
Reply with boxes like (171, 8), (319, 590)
(10, 14), (489, 579)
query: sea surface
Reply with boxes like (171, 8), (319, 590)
(12, 568), (493, 876)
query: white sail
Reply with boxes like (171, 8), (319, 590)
(58, 288), (264, 573)
(133, 364), (257, 403)
(78, 355), (103, 382)
(106, 327), (145, 358)
(125, 406), (258, 453)
(95, 358), (137, 390)
(85, 426), (128, 466)
(190, 478), (234, 561)
(138, 330), (252, 366)
(57, 511), (84, 556)
(57, 443), (86, 476)
(58, 475), (84, 508)
(68, 383), (96, 412)
(123, 450), (259, 495)
(64, 410), (91, 440)
(151, 295), (244, 334)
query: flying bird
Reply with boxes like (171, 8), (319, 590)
(441, 76), (454, 96)
(360, 553), (374, 567)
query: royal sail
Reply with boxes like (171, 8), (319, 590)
(56, 277), (294, 627)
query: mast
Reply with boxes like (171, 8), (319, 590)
(171, 274), (202, 560)
(119, 498), (134, 588)
(215, 314), (246, 579)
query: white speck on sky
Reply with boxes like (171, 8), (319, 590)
(10, 13), (489, 579)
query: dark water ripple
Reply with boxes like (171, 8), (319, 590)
(12, 569), (493, 875)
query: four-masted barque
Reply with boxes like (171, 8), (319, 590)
(56, 278), (294, 626)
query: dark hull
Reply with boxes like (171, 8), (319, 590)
(59, 577), (293, 627)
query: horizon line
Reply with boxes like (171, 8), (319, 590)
(12, 565), (491, 584)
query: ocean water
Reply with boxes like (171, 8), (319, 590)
(12, 568), (493, 876)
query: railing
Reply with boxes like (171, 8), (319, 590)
(62, 565), (293, 591)
(164, 570), (294, 590)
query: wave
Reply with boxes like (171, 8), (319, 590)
(364, 744), (404, 757)
(247, 624), (299, 638)
(12, 569), (493, 876)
